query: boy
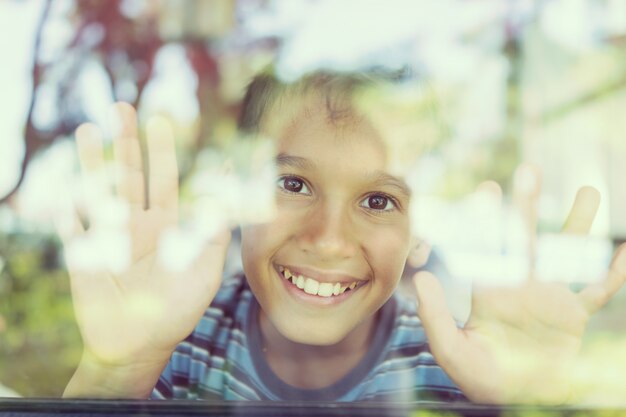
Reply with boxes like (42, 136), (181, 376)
(60, 70), (626, 404)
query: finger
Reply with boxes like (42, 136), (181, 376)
(473, 180), (503, 256)
(408, 240), (431, 269)
(562, 186), (600, 235)
(55, 212), (86, 273)
(53, 198), (85, 247)
(191, 228), (233, 299)
(76, 123), (106, 173)
(513, 163), (542, 279)
(75, 123), (111, 225)
(513, 163), (542, 200)
(112, 102), (146, 208)
(476, 180), (503, 199)
(578, 243), (626, 314)
(146, 116), (178, 212)
(51, 181), (88, 274)
(414, 271), (461, 362)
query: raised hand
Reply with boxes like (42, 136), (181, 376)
(58, 103), (231, 397)
(414, 169), (626, 404)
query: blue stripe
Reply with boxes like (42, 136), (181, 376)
(153, 275), (465, 402)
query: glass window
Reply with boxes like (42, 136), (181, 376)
(1, 0), (626, 414)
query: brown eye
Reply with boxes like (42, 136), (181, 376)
(368, 195), (388, 210)
(277, 176), (310, 194)
(284, 177), (303, 192)
(360, 194), (395, 211)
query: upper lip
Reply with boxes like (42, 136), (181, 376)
(276, 264), (366, 284)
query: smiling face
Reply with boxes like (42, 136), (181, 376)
(240, 99), (414, 346)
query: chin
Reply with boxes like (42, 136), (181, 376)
(275, 319), (350, 347)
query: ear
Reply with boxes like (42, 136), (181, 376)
(407, 238), (431, 269)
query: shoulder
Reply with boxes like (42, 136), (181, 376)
(152, 275), (255, 400)
(210, 274), (253, 321)
(191, 274), (254, 344)
(353, 292), (467, 402)
(385, 292), (429, 356)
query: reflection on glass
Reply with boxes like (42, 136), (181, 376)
(1, 0), (626, 410)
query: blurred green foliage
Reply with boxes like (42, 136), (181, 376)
(0, 234), (81, 397)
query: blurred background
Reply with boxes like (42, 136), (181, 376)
(1, 0), (626, 398)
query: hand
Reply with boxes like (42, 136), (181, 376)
(57, 104), (231, 393)
(414, 167), (626, 404)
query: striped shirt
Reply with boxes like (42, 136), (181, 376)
(151, 275), (466, 402)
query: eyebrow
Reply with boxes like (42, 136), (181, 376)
(275, 153), (315, 170)
(368, 171), (412, 199)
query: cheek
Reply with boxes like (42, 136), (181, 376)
(362, 225), (412, 281)
(240, 225), (268, 271)
(241, 225), (275, 300)
(240, 216), (296, 269)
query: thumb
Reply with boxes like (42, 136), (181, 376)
(414, 271), (461, 362)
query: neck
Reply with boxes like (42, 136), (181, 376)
(258, 311), (379, 389)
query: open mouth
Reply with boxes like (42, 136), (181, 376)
(277, 265), (362, 298)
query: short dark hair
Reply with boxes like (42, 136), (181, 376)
(237, 68), (410, 135)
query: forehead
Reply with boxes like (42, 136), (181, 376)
(260, 88), (425, 178)
(278, 105), (389, 168)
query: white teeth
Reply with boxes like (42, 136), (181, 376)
(280, 266), (359, 297)
(317, 282), (334, 297)
(296, 275), (305, 289)
(304, 278), (319, 295)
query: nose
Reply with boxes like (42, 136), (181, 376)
(297, 201), (357, 261)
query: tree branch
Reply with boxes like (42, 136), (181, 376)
(0, 0), (53, 205)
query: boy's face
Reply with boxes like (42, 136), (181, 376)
(241, 107), (413, 346)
